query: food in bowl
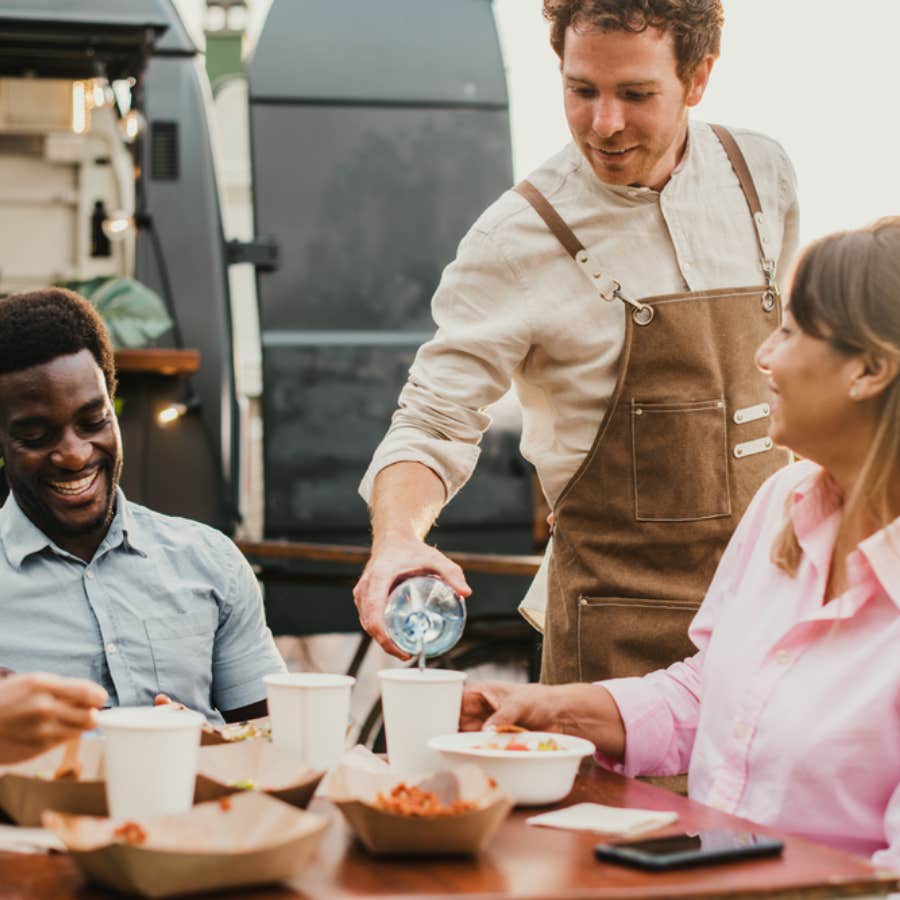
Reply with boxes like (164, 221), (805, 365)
(475, 736), (562, 752)
(427, 731), (595, 806)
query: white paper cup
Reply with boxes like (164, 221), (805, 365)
(377, 668), (467, 778)
(264, 673), (355, 770)
(98, 706), (204, 820)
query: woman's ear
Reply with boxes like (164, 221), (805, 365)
(851, 352), (900, 401)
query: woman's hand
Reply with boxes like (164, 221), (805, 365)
(460, 680), (627, 760)
(0, 673), (107, 764)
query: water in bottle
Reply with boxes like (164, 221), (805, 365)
(383, 575), (467, 669)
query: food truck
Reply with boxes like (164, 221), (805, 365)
(0, 0), (537, 640)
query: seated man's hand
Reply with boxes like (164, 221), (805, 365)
(0, 673), (107, 765)
(353, 537), (471, 659)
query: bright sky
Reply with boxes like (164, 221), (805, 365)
(181, 0), (900, 248)
(493, 0), (900, 246)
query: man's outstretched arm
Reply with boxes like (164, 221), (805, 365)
(353, 461), (471, 657)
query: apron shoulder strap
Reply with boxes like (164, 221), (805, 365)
(514, 180), (584, 260)
(709, 123), (763, 217)
(709, 125), (775, 286)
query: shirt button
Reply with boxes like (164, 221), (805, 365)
(733, 721), (749, 739)
(682, 261), (692, 271)
(775, 649), (792, 665)
(106, 643), (117, 655)
(85, 569), (94, 579)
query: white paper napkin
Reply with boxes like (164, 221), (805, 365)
(526, 802), (678, 837)
(0, 824), (67, 854)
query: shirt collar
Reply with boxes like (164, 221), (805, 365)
(0, 493), (56, 569)
(0, 487), (146, 569)
(114, 490), (149, 558)
(790, 467), (900, 611)
(857, 518), (900, 610)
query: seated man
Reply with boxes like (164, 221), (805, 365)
(0, 288), (286, 723)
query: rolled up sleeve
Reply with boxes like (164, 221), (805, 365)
(211, 540), (286, 713)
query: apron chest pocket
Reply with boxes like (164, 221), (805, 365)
(631, 398), (731, 522)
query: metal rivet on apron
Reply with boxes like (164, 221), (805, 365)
(633, 305), (654, 326)
(733, 437), (773, 459)
(761, 291), (777, 312)
(576, 250), (589, 264)
(734, 403), (770, 425)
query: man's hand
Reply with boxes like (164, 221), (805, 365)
(357, 461), (470, 657)
(353, 537), (471, 658)
(0, 673), (107, 765)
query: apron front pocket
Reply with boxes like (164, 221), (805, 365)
(631, 397), (731, 522)
(577, 595), (699, 682)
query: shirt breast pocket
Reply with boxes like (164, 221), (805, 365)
(143, 607), (218, 703)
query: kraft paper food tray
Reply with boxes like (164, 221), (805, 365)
(194, 740), (324, 808)
(199, 716), (270, 746)
(43, 791), (328, 898)
(327, 746), (512, 856)
(0, 737), (107, 826)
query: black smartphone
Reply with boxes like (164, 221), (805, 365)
(594, 829), (784, 871)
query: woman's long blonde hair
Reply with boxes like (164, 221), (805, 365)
(772, 216), (900, 574)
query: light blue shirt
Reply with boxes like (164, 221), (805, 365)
(0, 489), (285, 723)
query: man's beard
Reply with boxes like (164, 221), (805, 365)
(13, 454), (121, 542)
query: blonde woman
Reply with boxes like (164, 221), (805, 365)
(462, 217), (900, 868)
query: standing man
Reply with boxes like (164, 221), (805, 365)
(354, 0), (798, 683)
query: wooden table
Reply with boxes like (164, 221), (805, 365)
(2, 766), (897, 899)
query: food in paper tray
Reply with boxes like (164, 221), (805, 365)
(326, 746), (513, 855)
(113, 821), (148, 845)
(218, 720), (271, 742)
(228, 778), (257, 790)
(375, 782), (477, 817)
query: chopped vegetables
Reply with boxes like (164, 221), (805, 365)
(229, 779), (257, 790)
(375, 783), (477, 817)
(113, 821), (148, 845)
(475, 736), (563, 752)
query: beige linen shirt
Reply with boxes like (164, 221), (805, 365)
(359, 121), (799, 620)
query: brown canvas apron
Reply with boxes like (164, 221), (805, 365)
(517, 125), (791, 685)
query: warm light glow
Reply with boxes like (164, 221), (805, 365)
(157, 403), (187, 427)
(90, 78), (106, 109)
(71, 81), (88, 134)
(101, 211), (134, 242)
(119, 108), (145, 143)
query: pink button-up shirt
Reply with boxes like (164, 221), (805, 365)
(601, 460), (900, 869)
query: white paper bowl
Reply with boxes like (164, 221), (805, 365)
(427, 732), (595, 806)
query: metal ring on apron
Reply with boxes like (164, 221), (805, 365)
(761, 290), (777, 312)
(613, 288), (655, 326)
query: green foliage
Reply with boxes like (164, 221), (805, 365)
(58, 277), (173, 349)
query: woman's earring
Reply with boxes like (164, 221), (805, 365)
(849, 384), (859, 400)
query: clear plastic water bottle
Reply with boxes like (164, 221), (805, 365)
(383, 575), (467, 664)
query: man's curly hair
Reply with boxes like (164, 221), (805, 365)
(542, 0), (723, 84)
(0, 288), (117, 398)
